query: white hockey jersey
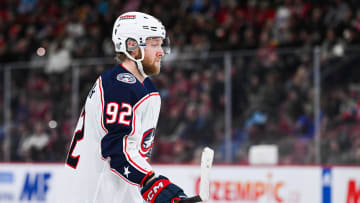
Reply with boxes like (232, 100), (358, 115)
(62, 64), (161, 203)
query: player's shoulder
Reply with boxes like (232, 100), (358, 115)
(143, 77), (158, 93)
(101, 64), (136, 85)
(100, 64), (140, 93)
(99, 64), (147, 103)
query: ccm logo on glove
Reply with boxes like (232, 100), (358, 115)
(143, 179), (171, 201)
(141, 175), (187, 203)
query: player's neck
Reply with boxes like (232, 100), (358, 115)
(121, 60), (145, 82)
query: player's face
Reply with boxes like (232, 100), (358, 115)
(142, 37), (164, 75)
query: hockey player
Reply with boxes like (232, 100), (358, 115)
(63, 12), (187, 203)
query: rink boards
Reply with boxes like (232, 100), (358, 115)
(0, 164), (359, 203)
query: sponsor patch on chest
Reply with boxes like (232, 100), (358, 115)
(116, 73), (136, 84)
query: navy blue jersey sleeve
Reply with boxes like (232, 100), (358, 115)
(99, 69), (153, 186)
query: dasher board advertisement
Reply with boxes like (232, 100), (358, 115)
(0, 163), (64, 203)
(1, 164), (359, 203)
(154, 165), (322, 203)
(332, 167), (360, 203)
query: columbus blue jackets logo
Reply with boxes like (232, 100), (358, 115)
(117, 73), (136, 84)
(139, 128), (155, 158)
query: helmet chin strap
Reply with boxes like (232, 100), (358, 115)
(136, 60), (148, 78)
(124, 46), (148, 78)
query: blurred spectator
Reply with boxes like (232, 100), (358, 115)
(19, 122), (49, 161)
(295, 104), (316, 139)
(18, 0), (37, 14)
(282, 138), (314, 164)
(321, 28), (345, 59)
(46, 128), (67, 161)
(45, 42), (71, 74)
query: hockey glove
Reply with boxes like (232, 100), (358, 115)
(141, 175), (187, 203)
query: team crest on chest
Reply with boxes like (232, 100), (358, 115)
(117, 73), (136, 84)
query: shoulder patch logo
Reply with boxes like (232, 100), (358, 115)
(117, 73), (136, 84)
(139, 128), (155, 159)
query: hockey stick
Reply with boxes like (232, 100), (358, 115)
(179, 147), (214, 203)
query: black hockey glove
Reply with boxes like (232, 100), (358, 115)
(141, 175), (187, 203)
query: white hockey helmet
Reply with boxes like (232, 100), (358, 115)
(112, 11), (170, 63)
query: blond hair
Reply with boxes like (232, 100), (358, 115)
(114, 53), (127, 63)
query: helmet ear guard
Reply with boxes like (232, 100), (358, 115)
(126, 38), (139, 52)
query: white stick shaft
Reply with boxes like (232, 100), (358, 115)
(199, 147), (214, 201)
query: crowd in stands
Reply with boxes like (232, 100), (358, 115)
(0, 0), (360, 164)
